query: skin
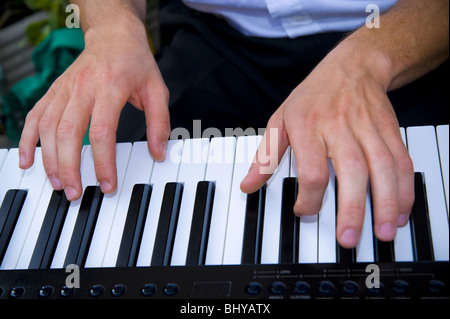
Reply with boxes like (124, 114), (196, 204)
(18, 0), (449, 248)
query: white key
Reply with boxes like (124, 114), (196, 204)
(0, 149), (24, 204)
(356, 186), (375, 262)
(290, 150), (318, 264)
(318, 160), (336, 263)
(407, 126), (449, 261)
(223, 135), (261, 265)
(0, 149), (8, 172)
(394, 128), (414, 262)
(437, 125), (449, 214)
(85, 143), (132, 268)
(16, 178), (55, 269)
(171, 138), (210, 266)
(204, 137), (236, 265)
(260, 148), (290, 264)
(51, 145), (98, 269)
(102, 142), (155, 267)
(136, 139), (184, 267)
(1, 148), (46, 269)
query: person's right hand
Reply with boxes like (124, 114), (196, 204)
(18, 17), (170, 201)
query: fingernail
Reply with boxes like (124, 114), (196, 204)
(398, 214), (409, 226)
(340, 229), (359, 248)
(159, 141), (168, 159)
(379, 222), (397, 241)
(19, 153), (26, 168)
(49, 176), (63, 190)
(100, 181), (112, 193)
(64, 187), (78, 201)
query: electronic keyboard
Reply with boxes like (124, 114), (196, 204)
(0, 125), (448, 299)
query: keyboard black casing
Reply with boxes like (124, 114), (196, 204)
(0, 261), (447, 299)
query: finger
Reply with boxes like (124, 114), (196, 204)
(241, 113), (289, 194)
(19, 85), (58, 169)
(377, 124), (415, 227)
(56, 89), (93, 201)
(392, 142), (414, 226)
(38, 89), (71, 190)
(142, 82), (171, 162)
(330, 131), (369, 248)
(291, 132), (329, 217)
(357, 125), (399, 242)
(89, 93), (127, 194)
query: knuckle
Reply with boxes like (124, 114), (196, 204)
(397, 153), (414, 174)
(156, 118), (171, 133)
(89, 123), (112, 143)
(149, 81), (170, 105)
(42, 157), (58, 175)
(298, 167), (329, 190)
(341, 202), (366, 220)
(58, 167), (78, 185)
(57, 120), (79, 141)
(342, 152), (368, 173)
(372, 149), (395, 169)
(377, 197), (399, 215)
(94, 161), (115, 179)
(25, 108), (39, 124)
(73, 68), (91, 88)
(39, 113), (57, 134)
(160, 83), (170, 101)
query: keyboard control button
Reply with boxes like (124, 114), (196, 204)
(428, 279), (445, 294)
(366, 282), (384, 296)
(270, 281), (286, 295)
(246, 282), (263, 296)
(111, 284), (127, 297)
(89, 284), (105, 297)
(60, 286), (75, 298)
(391, 280), (409, 295)
(163, 283), (179, 296)
(342, 280), (359, 295)
(9, 286), (25, 299)
(318, 281), (334, 296)
(38, 285), (54, 298)
(141, 284), (157, 297)
(294, 281), (311, 295)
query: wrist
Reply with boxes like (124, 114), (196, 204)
(83, 14), (147, 47)
(325, 36), (395, 92)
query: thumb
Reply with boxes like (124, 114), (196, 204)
(241, 111), (289, 193)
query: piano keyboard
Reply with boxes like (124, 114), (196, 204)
(0, 125), (448, 299)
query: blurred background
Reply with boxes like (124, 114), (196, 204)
(0, 0), (159, 149)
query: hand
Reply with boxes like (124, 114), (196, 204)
(19, 18), (170, 201)
(241, 45), (415, 248)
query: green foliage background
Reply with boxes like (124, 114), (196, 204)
(23, 0), (70, 45)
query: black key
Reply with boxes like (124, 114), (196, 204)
(151, 183), (183, 267)
(116, 184), (152, 267)
(374, 239), (394, 263)
(29, 190), (70, 269)
(64, 186), (104, 268)
(409, 173), (434, 261)
(186, 181), (215, 266)
(0, 190), (17, 233)
(279, 178), (300, 264)
(337, 244), (355, 263)
(241, 184), (266, 265)
(366, 185), (395, 262)
(0, 190), (27, 263)
(335, 178), (356, 263)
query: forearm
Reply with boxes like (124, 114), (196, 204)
(330, 0), (449, 91)
(70, 0), (147, 44)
